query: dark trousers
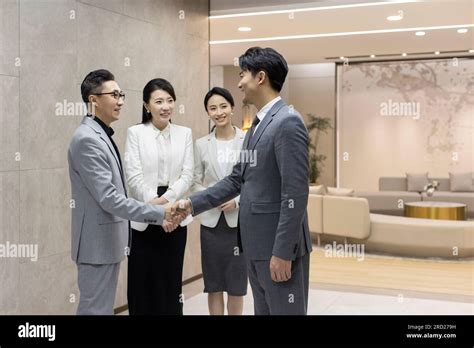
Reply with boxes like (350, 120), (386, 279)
(127, 187), (187, 315)
(247, 253), (310, 315)
(127, 224), (187, 315)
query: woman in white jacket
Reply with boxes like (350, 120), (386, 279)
(193, 87), (248, 315)
(124, 78), (193, 315)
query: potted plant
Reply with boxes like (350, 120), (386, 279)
(306, 113), (333, 184)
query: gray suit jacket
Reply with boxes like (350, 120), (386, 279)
(68, 116), (165, 265)
(190, 99), (312, 261)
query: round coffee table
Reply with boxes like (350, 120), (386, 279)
(404, 201), (467, 221)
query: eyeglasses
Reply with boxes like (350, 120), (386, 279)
(93, 90), (126, 101)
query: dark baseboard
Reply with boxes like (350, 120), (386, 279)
(114, 273), (203, 315)
(114, 304), (128, 315)
(182, 273), (204, 286)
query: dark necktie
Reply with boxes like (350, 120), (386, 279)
(247, 116), (261, 148)
(252, 115), (261, 129)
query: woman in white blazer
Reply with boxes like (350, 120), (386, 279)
(124, 78), (193, 315)
(192, 87), (248, 315)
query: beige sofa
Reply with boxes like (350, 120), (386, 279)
(308, 194), (474, 258)
(356, 177), (474, 218)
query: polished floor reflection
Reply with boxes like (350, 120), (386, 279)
(181, 245), (474, 315)
(120, 245), (474, 315)
(182, 280), (474, 315)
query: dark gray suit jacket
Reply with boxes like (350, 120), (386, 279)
(190, 99), (312, 261)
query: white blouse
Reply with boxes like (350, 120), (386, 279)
(152, 122), (172, 189)
(216, 138), (235, 178)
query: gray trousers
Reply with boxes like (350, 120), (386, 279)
(76, 262), (120, 315)
(247, 253), (310, 315)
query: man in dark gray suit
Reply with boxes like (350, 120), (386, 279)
(176, 47), (312, 315)
(68, 69), (178, 315)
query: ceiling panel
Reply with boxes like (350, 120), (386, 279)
(210, 0), (474, 65)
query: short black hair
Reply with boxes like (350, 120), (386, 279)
(238, 47), (288, 92)
(80, 69), (115, 103)
(142, 78), (176, 124)
(203, 87), (235, 111)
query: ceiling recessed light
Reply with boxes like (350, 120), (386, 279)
(370, 54), (376, 58)
(415, 31), (425, 36)
(387, 10), (403, 21)
(457, 28), (468, 34)
(434, 51), (440, 55)
(238, 27), (252, 32)
(387, 15), (402, 21)
(469, 49), (474, 53)
(402, 53), (407, 56)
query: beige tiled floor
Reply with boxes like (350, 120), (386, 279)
(120, 245), (474, 315)
(182, 278), (474, 315)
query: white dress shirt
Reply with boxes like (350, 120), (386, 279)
(254, 96), (282, 134)
(151, 122), (174, 201)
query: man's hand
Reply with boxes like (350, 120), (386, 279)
(162, 219), (178, 233)
(173, 199), (193, 219)
(163, 204), (177, 224)
(270, 255), (292, 282)
(146, 197), (181, 225)
(219, 199), (236, 212)
(164, 203), (183, 225)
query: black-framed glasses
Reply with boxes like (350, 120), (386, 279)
(93, 90), (126, 101)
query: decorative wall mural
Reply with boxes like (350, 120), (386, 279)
(337, 58), (474, 191)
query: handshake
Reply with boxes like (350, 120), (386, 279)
(163, 199), (193, 228)
(147, 196), (193, 232)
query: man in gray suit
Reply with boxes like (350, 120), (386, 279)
(176, 47), (312, 315)
(68, 69), (178, 315)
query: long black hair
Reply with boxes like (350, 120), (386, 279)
(142, 78), (176, 124)
(204, 87), (235, 133)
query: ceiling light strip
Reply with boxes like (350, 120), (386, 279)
(326, 49), (474, 59)
(210, 0), (418, 19)
(210, 24), (474, 45)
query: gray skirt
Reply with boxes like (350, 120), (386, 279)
(200, 213), (248, 296)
